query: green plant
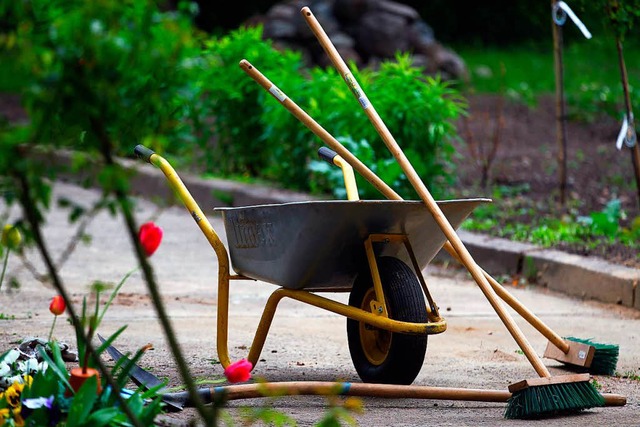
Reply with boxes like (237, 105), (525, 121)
(577, 198), (622, 237)
(270, 53), (466, 198)
(464, 194), (640, 254)
(0, 0), (208, 175)
(199, 24), (305, 179)
(616, 370), (640, 381)
(0, 295), (166, 427)
(0, 217), (170, 426)
(1, 2), (217, 419)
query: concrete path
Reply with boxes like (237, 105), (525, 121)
(1, 181), (639, 426)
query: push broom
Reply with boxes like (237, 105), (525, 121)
(299, 6), (608, 419)
(238, 58), (618, 377)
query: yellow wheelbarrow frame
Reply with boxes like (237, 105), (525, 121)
(135, 145), (454, 371)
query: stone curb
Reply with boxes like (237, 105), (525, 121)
(438, 232), (640, 311)
(52, 149), (640, 311)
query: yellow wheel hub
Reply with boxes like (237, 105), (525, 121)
(359, 288), (391, 365)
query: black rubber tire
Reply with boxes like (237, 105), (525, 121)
(347, 256), (428, 385)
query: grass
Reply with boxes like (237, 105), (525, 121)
(455, 36), (640, 116)
(616, 370), (640, 381)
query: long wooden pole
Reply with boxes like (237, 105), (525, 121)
(552, 0), (568, 206)
(238, 59), (401, 201)
(202, 381), (626, 405)
(300, 6), (551, 379)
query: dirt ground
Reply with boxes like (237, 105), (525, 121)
(451, 94), (639, 268)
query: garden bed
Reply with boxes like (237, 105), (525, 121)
(454, 93), (639, 268)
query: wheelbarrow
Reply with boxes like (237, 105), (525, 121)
(134, 144), (489, 385)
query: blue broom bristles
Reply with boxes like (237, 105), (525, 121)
(504, 380), (605, 419)
(565, 336), (619, 376)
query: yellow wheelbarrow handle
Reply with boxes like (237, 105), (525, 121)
(134, 144), (236, 367)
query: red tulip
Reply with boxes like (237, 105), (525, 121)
(223, 359), (252, 383)
(138, 222), (163, 257)
(49, 295), (66, 316)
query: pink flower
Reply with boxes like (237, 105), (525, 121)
(49, 295), (66, 316)
(138, 222), (163, 257)
(224, 359), (253, 383)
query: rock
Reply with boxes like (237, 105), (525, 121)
(16, 337), (78, 362)
(251, 0), (467, 80)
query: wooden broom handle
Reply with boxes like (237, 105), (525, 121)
(442, 245), (569, 352)
(301, 6), (551, 378)
(239, 59), (568, 354)
(207, 381), (626, 406)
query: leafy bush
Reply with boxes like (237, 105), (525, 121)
(198, 25), (305, 178)
(1, 0), (206, 161)
(259, 53), (467, 198)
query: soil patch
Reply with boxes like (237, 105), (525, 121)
(451, 94), (639, 268)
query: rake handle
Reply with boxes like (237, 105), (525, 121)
(301, 6), (551, 378)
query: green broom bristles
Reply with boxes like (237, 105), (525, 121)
(565, 336), (619, 376)
(504, 380), (605, 419)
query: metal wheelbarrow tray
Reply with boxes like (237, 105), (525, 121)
(217, 198), (489, 290)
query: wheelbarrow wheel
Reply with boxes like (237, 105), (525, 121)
(347, 256), (428, 385)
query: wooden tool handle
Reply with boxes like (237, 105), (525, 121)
(300, 6), (551, 378)
(206, 381), (626, 406)
(441, 242), (570, 353)
(214, 381), (511, 402)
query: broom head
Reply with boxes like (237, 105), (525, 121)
(505, 373), (605, 419)
(543, 337), (619, 375)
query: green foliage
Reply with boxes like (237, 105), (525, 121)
(0, 0), (210, 258)
(578, 198), (622, 237)
(199, 24), (305, 178)
(0, 337), (165, 426)
(199, 29), (465, 197)
(2, 0), (206, 158)
(575, 0), (640, 41)
(263, 53), (466, 197)
(464, 192), (640, 251)
(2, 1), (466, 200)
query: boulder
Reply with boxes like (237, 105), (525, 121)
(249, 0), (467, 81)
